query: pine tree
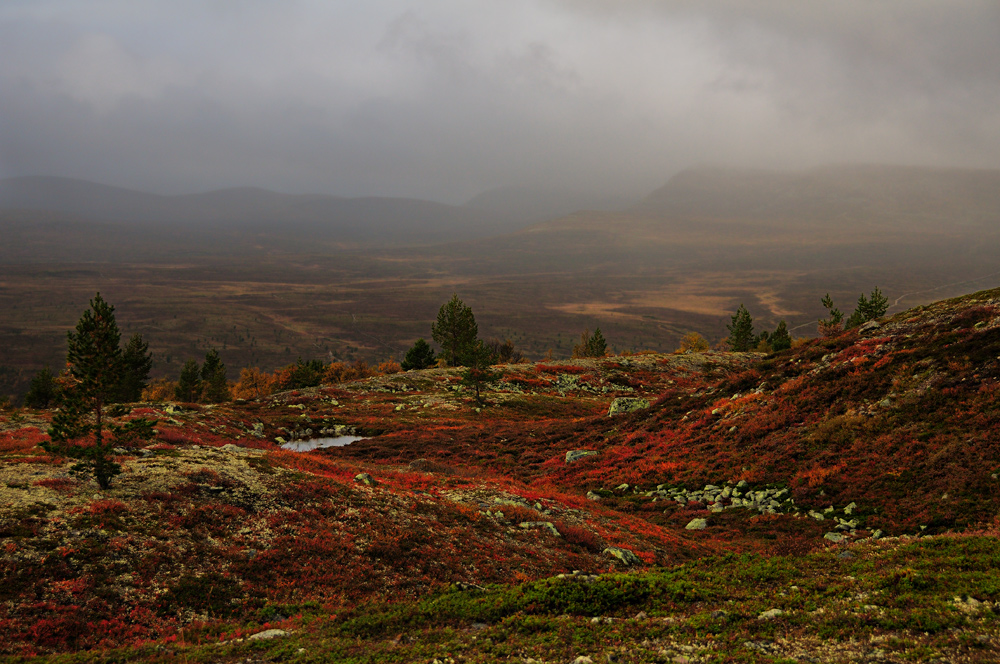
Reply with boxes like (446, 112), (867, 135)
(24, 367), (58, 409)
(117, 333), (152, 402)
(771, 320), (792, 351)
(200, 349), (230, 403)
(846, 287), (889, 329)
(572, 328), (609, 358)
(175, 359), (202, 402)
(587, 328), (608, 357)
(819, 294), (844, 337)
(402, 338), (436, 370)
(431, 294), (479, 367)
(726, 304), (755, 351)
(460, 340), (501, 405)
(43, 293), (154, 489)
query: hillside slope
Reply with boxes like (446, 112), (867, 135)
(3, 288), (1000, 659)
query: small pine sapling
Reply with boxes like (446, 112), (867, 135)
(726, 304), (755, 351)
(175, 359), (202, 402)
(24, 367), (58, 409)
(819, 294), (844, 337)
(201, 349), (231, 403)
(402, 338), (437, 370)
(770, 320), (792, 351)
(460, 341), (501, 406)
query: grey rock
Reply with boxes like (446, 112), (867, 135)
(248, 629), (288, 640)
(685, 518), (708, 530)
(586, 491), (602, 501)
(608, 397), (651, 416)
(566, 450), (599, 463)
(824, 532), (845, 543)
(354, 472), (377, 486)
(603, 546), (642, 566)
(757, 609), (784, 620)
(859, 320), (880, 333)
(518, 521), (561, 537)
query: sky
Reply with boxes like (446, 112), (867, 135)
(1, 0), (998, 203)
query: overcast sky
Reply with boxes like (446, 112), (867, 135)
(1, 1), (998, 203)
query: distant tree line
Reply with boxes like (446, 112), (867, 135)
(724, 286), (889, 353)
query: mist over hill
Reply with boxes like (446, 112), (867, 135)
(0, 176), (529, 250)
(464, 186), (634, 225)
(634, 164), (1000, 229)
(4, 163), (1000, 402)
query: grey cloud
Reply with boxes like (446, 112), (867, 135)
(1, 1), (998, 202)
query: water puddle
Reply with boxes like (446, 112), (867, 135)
(280, 436), (365, 452)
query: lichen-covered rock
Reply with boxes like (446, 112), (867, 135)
(566, 450), (598, 463)
(608, 397), (651, 416)
(518, 521), (561, 537)
(355, 472), (377, 486)
(685, 518), (708, 530)
(248, 629), (288, 640)
(603, 546), (641, 566)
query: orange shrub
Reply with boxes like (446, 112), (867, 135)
(376, 361), (402, 375)
(142, 378), (176, 403)
(232, 367), (276, 400)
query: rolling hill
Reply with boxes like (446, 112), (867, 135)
(3, 287), (1000, 661)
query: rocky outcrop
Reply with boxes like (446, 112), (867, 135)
(608, 397), (650, 416)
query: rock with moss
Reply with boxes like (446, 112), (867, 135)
(603, 546), (641, 566)
(608, 397), (650, 416)
(566, 450), (598, 463)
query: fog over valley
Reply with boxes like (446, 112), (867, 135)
(2, 1), (999, 201)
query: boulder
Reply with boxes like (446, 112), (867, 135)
(566, 450), (599, 463)
(603, 546), (642, 566)
(685, 518), (708, 530)
(354, 473), (377, 486)
(608, 398), (651, 416)
(757, 609), (784, 621)
(248, 629), (288, 640)
(518, 521), (561, 537)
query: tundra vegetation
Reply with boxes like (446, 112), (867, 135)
(3, 287), (1000, 662)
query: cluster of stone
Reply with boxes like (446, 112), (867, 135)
(646, 480), (793, 515)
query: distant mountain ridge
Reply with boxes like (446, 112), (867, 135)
(0, 176), (522, 247)
(634, 163), (1000, 228)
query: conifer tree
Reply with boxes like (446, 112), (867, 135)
(200, 349), (230, 403)
(846, 287), (889, 329)
(175, 359), (202, 402)
(460, 340), (501, 405)
(402, 338), (436, 370)
(432, 294), (479, 366)
(770, 320), (792, 351)
(44, 293), (154, 489)
(819, 294), (844, 337)
(24, 367), (58, 409)
(572, 328), (609, 358)
(587, 328), (608, 357)
(117, 333), (152, 402)
(726, 304), (755, 351)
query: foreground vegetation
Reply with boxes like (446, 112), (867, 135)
(4, 286), (1000, 660)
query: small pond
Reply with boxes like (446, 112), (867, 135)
(280, 436), (366, 452)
